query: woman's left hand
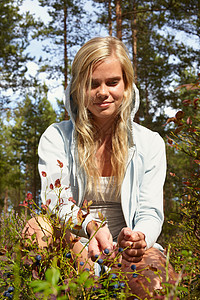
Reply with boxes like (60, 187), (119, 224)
(117, 228), (147, 263)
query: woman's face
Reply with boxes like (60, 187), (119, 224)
(86, 55), (125, 127)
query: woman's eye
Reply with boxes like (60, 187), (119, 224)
(107, 80), (119, 86)
(91, 82), (99, 89)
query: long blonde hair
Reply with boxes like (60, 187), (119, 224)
(70, 36), (134, 198)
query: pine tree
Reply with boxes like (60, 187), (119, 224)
(11, 84), (57, 206)
(0, 0), (38, 103)
(36, 0), (88, 89)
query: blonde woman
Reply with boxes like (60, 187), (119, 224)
(24, 36), (175, 298)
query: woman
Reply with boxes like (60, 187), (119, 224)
(24, 36), (175, 298)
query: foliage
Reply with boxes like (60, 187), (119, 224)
(0, 84), (56, 212)
(0, 0), (40, 102)
(164, 74), (200, 298)
(0, 164), (185, 300)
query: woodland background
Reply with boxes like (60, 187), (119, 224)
(0, 0), (200, 248)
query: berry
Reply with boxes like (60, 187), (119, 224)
(133, 273), (138, 278)
(113, 283), (119, 289)
(66, 252), (72, 259)
(111, 273), (117, 279)
(35, 255), (42, 261)
(80, 261), (84, 266)
(131, 264), (136, 271)
(7, 287), (14, 293)
(3, 291), (13, 299)
(94, 254), (99, 259)
(104, 248), (109, 254)
(97, 258), (104, 264)
(119, 282), (125, 288)
(117, 263), (122, 267)
(118, 247), (123, 252)
(84, 268), (90, 272)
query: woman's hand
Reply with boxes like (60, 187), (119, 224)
(117, 228), (147, 263)
(87, 221), (114, 261)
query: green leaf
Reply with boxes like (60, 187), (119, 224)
(45, 267), (60, 286)
(30, 280), (51, 292)
(77, 271), (89, 284)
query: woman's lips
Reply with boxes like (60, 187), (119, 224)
(94, 102), (113, 107)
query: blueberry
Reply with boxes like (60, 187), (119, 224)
(111, 273), (117, 279)
(35, 255), (42, 261)
(84, 268), (90, 272)
(133, 273), (138, 278)
(3, 291), (12, 298)
(113, 283), (119, 289)
(131, 264), (136, 271)
(117, 263), (122, 267)
(118, 247), (123, 252)
(119, 282), (125, 288)
(94, 254), (99, 259)
(66, 252), (72, 259)
(97, 258), (104, 264)
(7, 286), (14, 293)
(104, 248), (109, 254)
(80, 261), (84, 266)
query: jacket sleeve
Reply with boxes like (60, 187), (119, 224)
(133, 133), (166, 249)
(38, 123), (97, 238)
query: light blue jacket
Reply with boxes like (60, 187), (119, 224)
(38, 83), (166, 249)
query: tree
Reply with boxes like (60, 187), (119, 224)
(36, 0), (88, 89)
(92, 0), (200, 132)
(0, 0), (38, 105)
(11, 84), (57, 206)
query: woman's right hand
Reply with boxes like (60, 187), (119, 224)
(87, 221), (114, 261)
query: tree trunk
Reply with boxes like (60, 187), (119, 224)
(115, 0), (122, 40)
(131, 0), (139, 123)
(108, 0), (112, 36)
(4, 187), (8, 215)
(64, 3), (69, 120)
(64, 3), (68, 90)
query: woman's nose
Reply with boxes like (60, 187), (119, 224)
(97, 84), (109, 98)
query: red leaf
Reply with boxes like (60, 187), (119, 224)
(186, 117), (192, 125)
(182, 99), (191, 105)
(41, 204), (48, 210)
(68, 197), (76, 204)
(170, 172), (176, 177)
(42, 171), (47, 177)
(77, 208), (83, 223)
(194, 160), (200, 165)
(175, 110), (184, 120)
(26, 193), (33, 200)
(19, 200), (28, 207)
(183, 181), (191, 186)
(57, 160), (63, 168)
(167, 136), (173, 145)
(46, 199), (51, 206)
(82, 199), (88, 209)
(50, 183), (54, 190)
(55, 179), (61, 188)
